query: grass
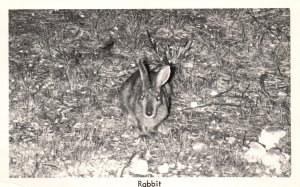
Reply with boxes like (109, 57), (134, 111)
(9, 9), (290, 177)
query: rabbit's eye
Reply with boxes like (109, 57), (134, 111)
(140, 94), (145, 100)
(156, 95), (161, 101)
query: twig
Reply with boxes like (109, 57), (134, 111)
(241, 83), (251, 98)
(214, 85), (235, 97)
(181, 101), (241, 111)
(259, 72), (270, 98)
(245, 10), (279, 40)
(146, 30), (157, 52)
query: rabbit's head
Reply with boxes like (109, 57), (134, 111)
(138, 60), (171, 119)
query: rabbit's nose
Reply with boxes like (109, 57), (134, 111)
(146, 110), (152, 116)
(145, 103), (154, 118)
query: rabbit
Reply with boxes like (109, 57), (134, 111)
(120, 59), (172, 136)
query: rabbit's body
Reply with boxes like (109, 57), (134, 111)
(120, 60), (172, 135)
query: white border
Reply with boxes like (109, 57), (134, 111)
(1, 1), (300, 187)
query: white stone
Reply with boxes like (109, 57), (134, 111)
(259, 127), (286, 149)
(192, 142), (207, 151)
(243, 142), (266, 162)
(158, 163), (169, 174)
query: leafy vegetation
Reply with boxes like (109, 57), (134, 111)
(9, 9), (290, 177)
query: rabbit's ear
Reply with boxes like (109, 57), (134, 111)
(138, 60), (150, 89)
(155, 66), (170, 89)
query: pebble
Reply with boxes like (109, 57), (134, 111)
(157, 163), (169, 174)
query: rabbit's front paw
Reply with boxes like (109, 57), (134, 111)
(126, 114), (137, 126)
(131, 126), (140, 138)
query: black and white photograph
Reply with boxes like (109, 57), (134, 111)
(8, 8), (292, 178)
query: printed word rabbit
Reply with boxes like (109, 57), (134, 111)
(120, 59), (172, 136)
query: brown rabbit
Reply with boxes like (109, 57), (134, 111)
(120, 59), (172, 136)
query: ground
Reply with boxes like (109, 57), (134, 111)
(9, 9), (290, 177)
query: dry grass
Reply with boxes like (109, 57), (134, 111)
(9, 9), (290, 177)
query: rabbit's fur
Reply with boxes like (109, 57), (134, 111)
(120, 59), (172, 135)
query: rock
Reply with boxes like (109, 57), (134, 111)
(183, 62), (194, 68)
(227, 137), (236, 144)
(192, 142), (207, 152)
(259, 126), (286, 149)
(277, 91), (287, 97)
(243, 142), (266, 162)
(261, 148), (283, 175)
(129, 154), (149, 175)
(169, 163), (176, 169)
(157, 163), (169, 174)
(143, 150), (151, 161)
(121, 132), (130, 139)
(210, 90), (218, 96)
(176, 161), (185, 170)
(73, 123), (84, 129)
(157, 125), (171, 135)
(190, 102), (198, 108)
(129, 159), (148, 175)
